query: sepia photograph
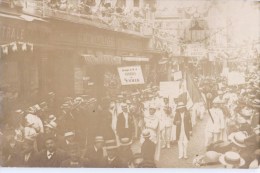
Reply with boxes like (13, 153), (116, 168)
(0, 0), (259, 170)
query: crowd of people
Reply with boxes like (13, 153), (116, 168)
(1, 63), (259, 168)
(192, 63), (260, 168)
(0, 80), (196, 168)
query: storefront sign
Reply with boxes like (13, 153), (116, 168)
(83, 54), (121, 65)
(117, 66), (144, 85)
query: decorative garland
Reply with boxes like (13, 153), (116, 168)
(0, 41), (33, 57)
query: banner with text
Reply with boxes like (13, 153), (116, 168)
(118, 66), (145, 85)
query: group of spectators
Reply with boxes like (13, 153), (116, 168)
(43, 0), (153, 33)
(192, 63), (260, 168)
(0, 83), (188, 168)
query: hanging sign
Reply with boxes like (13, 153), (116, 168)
(117, 66), (144, 85)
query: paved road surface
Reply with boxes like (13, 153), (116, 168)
(131, 112), (209, 168)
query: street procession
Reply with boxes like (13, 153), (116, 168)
(0, 0), (259, 169)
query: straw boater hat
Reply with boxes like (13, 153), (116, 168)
(44, 121), (57, 129)
(219, 151), (245, 167)
(39, 102), (48, 109)
(142, 129), (151, 138)
(48, 92), (55, 97)
(15, 109), (24, 116)
(48, 114), (56, 122)
(64, 97), (73, 102)
(60, 103), (71, 110)
(64, 131), (75, 137)
(74, 97), (84, 103)
(176, 102), (186, 109)
(120, 138), (132, 146)
(105, 139), (118, 150)
(87, 98), (97, 104)
(95, 136), (104, 143)
(228, 131), (248, 148)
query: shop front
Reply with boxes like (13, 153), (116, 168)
(0, 13), (51, 122)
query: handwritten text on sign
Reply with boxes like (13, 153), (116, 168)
(117, 66), (144, 85)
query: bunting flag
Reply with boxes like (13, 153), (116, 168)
(0, 42), (34, 58)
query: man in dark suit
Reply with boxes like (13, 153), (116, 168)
(60, 143), (89, 167)
(103, 139), (126, 168)
(116, 103), (134, 139)
(58, 131), (76, 151)
(118, 138), (133, 166)
(35, 136), (68, 167)
(83, 136), (106, 167)
(17, 139), (38, 167)
(173, 102), (192, 159)
(141, 129), (156, 162)
(2, 134), (23, 167)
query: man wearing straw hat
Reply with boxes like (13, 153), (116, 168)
(118, 137), (133, 166)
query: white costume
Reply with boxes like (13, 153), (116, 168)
(205, 107), (225, 146)
(160, 103), (174, 148)
(178, 112), (189, 158)
(25, 114), (44, 133)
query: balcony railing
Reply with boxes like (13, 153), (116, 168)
(19, 0), (154, 36)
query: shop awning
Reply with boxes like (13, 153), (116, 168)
(122, 56), (149, 62)
(0, 13), (25, 20)
(20, 14), (48, 22)
(82, 54), (121, 65)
